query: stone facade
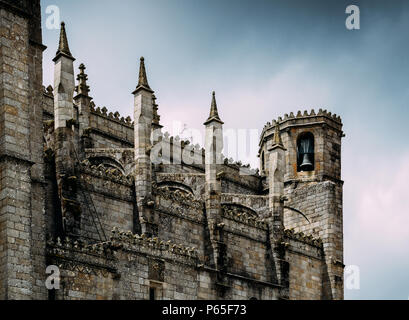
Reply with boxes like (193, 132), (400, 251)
(0, 0), (345, 300)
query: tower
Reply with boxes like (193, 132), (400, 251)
(53, 22), (75, 130)
(133, 57), (157, 236)
(259, 110), (344, 300)
(204, 92), (225, 273)
(52, 22), (80, 237)
(0, 0), (47, 299)
(264, 123), (289, 297)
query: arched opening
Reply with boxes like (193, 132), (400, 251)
(261, 151), (265, 173)
(297, 132), (315, 172)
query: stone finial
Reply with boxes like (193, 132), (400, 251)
(46, 85), (53, 95)
(54, 22), (75, 61)
(138, 57), (150, 88)
(209, 91), (220, 119)
(271, 122), (285, 149)
(152, 94), (162, 128)
(75, 63), (91, 97)
(204, 91), (224, 125)
(133, 57), (154, 94)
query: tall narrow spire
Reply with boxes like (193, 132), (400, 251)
(133, 57), (153, 93)
(204, 91), (223, 125)
(53, 22), (75, 62)
(75, 64), (91, 98)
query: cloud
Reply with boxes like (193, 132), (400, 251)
(350, 153), (409, 250)
(222, 60), (333, 120)
(344, 153), (409, 299)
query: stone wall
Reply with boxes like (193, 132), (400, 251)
(286, 248), (322, 300)
(155, 191), (206, 261)
(42, 90), (54, 119)
(284, 181), (344, 299)
(0, 0), (46, 300)
(46, 228), (284, 300)
(224, 231), (269, 282)
(88, 112), (133, 149)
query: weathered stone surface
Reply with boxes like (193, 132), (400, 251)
(0, 0), (344, 300)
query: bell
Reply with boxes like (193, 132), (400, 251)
(300, 153), (313, 171)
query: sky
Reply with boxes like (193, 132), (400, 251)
(40, 0), (409, 300)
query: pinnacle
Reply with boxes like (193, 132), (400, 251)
(204, 91), (224, 125)
(75, 63), (91, 98)
(152, 94), (163, 128)
(272, 122), (284, 147)
(133, 57), (153, 94)
(56, 22), (73, 58)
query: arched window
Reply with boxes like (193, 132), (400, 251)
(297, 132), (315, 172)
(261, 151), (265, 172)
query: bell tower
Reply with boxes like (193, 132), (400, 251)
(259, 109), (345, 300)
(260, 110), (343, 183)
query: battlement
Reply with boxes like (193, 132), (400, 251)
(47, 229), (199, 260)
(260, 108), (343, 146)
(110, 228), (199, 263)
(47, 235), (115, 257)
(284, 229), (323, 248)
(90, 103), (134, 128)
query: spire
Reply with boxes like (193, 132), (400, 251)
(133, 57), (154, 94)
(74, 64), (91, 99)
(204, 91), (224, 125)
(53, 22), (75, 62)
